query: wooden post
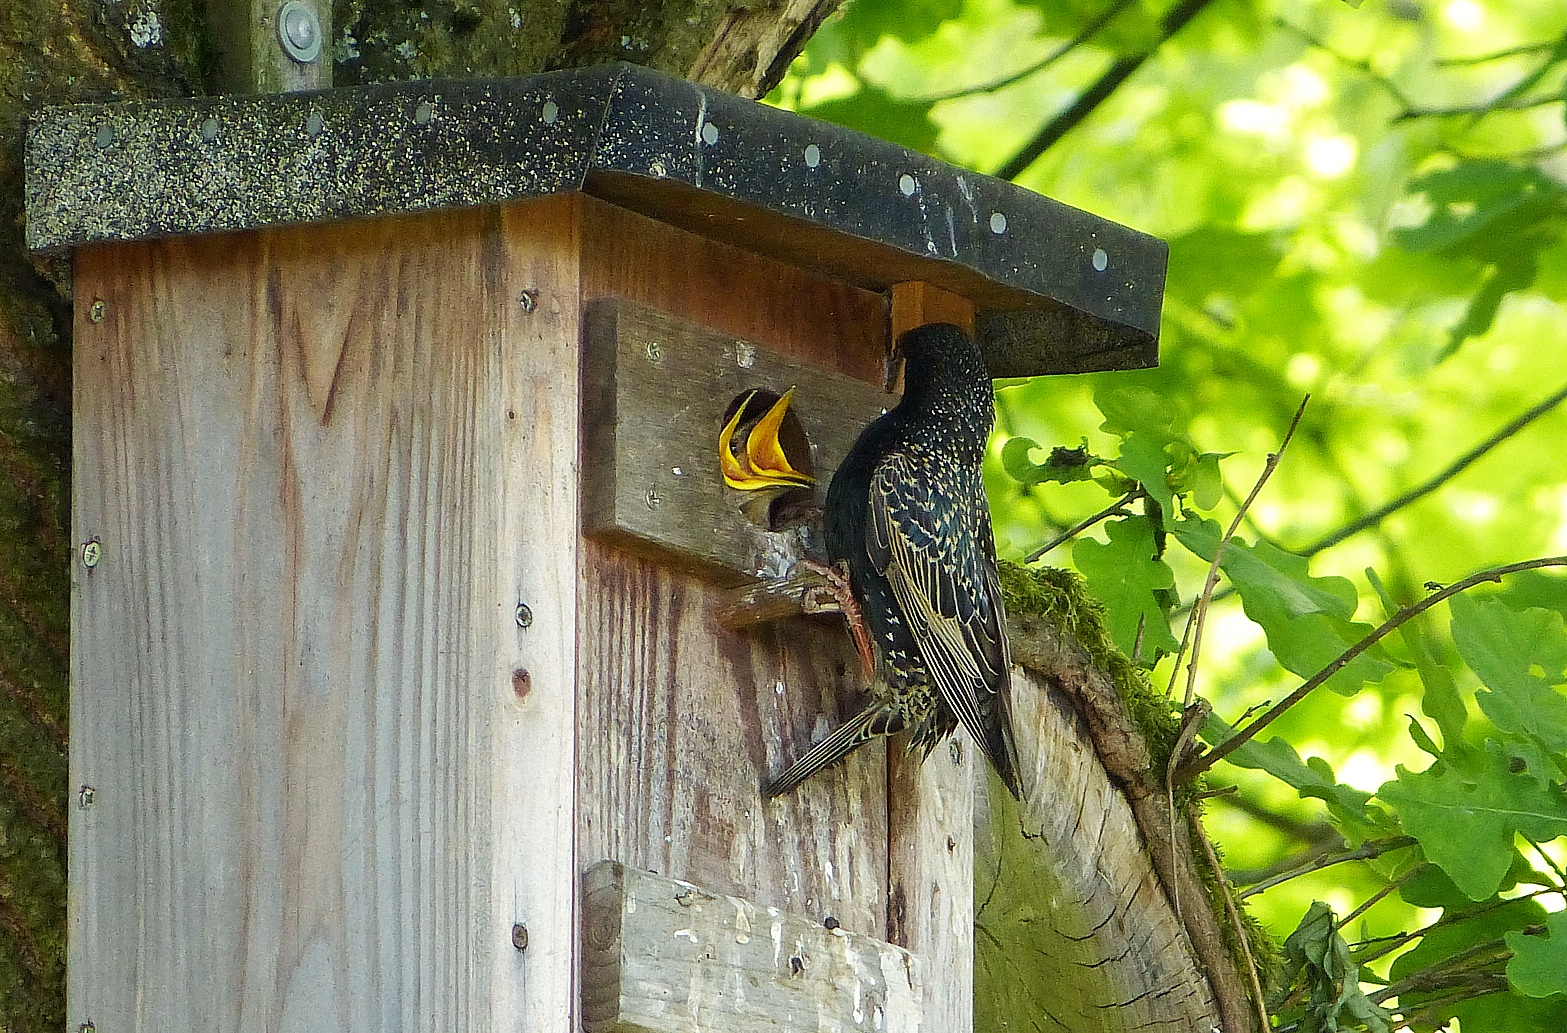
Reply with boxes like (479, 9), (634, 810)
(208, 0), (331, 93)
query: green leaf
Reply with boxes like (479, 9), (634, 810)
(1368, 568), (1468, 751)
(1200, 720), (1386, 837)
(1172, 518), (1399, 694)
(1391, 897), (1562, 1032)
(1451, 594), (1567, 780)
(1094, 384), (1175, 438)
(1272, 901), (1392, 1033)
(1393, 161), (1564, 256)
(999, 437), (1101, 487)
(1377, 743), (1567, 900)
(1440, 252), (1539, 359)
(1114, 431), (1173, 509)
(1072, 516), (1179, 661)
(1507, 910), (1567, 998)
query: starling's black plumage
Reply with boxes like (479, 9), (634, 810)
(765, 323), (1023, 799)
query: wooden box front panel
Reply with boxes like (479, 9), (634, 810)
(575, 200), (896, 944)
(70, 198), (582, 1032)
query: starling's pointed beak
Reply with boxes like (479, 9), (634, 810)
(719, 389), (815, 490)
(884, 343), (907, 394)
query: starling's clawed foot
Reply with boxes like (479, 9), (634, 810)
(801, 558), (877, 677)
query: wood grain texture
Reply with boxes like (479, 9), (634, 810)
(974, 667), (1221, 1033)
(70, 197), (581, 1032)
(576, 198), (895, 949)
(888, 737), (974, 1033)
(581, 861), (920, 1033)
(889, 281), (975, 338)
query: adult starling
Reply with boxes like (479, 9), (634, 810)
(764, 323), (1023, 799)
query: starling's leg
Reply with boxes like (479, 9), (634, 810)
(800, 559), (876, 677)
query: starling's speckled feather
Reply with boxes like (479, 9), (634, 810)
(765, 323), (1023, 799)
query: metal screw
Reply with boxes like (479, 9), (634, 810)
(949, 738), (962, 765)
(79, 1023), (96, 1033)
(645, 340), (662, 363)
(277, 0), (323, 63)
(81, 539), (102, 569)
(88, 299), (106, 324)
(515, 602), (533, 628)
(79, 786), (95, 809)
(823, 916), (839, 930)
(511, 923), (529, 952)
(518, 290), (538, 313)
(645, 488), (662, 510)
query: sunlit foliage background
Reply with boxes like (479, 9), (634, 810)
(776, 1), (1567, 1030)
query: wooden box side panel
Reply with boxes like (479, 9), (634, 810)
(575, 199), (893, 942)
(69, 199), (582, 1032)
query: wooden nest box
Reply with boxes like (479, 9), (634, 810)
(29, 64), (1169, 1032)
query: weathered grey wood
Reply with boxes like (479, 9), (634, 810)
(575, 199), (895, 950)
(581, 861), (921, 1033)
(581, 299), (890, 584)
(974, 667), (1222, 1033)
(889, 737), (975, 1033)
(69, 197), (581, 1031)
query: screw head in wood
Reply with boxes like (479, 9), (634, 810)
(81, 539), (102, 569)
(277, 1), (323, 63)
(518, 290), (538, 313)
(645, 488), (662, 509)
(88, 299), (106, 323)
(78, 786), (95, 809)
(645, 340), (662, 363)
(515, 602), (533, 628)
(511, 923), (529, 952)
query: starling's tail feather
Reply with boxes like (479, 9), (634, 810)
(763, 701), (904, 798)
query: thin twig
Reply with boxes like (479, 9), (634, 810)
(1236, 836), (1416, 899)
(1023, 488), (1139, 563)
(1396, 95), (1565, 120)
(1336, 866), (1421, 932)
(995, 0), (1216, 179)
(1276, 18), (1413, 108)
(1193, 818), (1272, 1033)
(1170, 396), (1308, 706)
(1351, 887), (1557, 966)
(916, 0), (1141, 102)
(1304, 379), (1567, 556)
(1437, 40), (1559, 65)
(1179, 555), (1567, 783)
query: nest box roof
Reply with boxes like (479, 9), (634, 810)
(25, 63), (1166, 377)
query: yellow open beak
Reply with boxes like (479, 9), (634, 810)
(719, 388), (815, 490)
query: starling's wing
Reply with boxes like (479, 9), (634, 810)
(867, 454), (1021, 795)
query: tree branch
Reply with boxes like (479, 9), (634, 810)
(1303, 379), (1567, 557)
(1235, 836), (1416, 899)
(918, 0), (1142, 102)
(1023, 488), (1140, 563)
(1179, 556), (1567, 782)
(1169, 396), (1308, 705)
(994, 0), (1217, 180)
(1396, 96), (1565, 121)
